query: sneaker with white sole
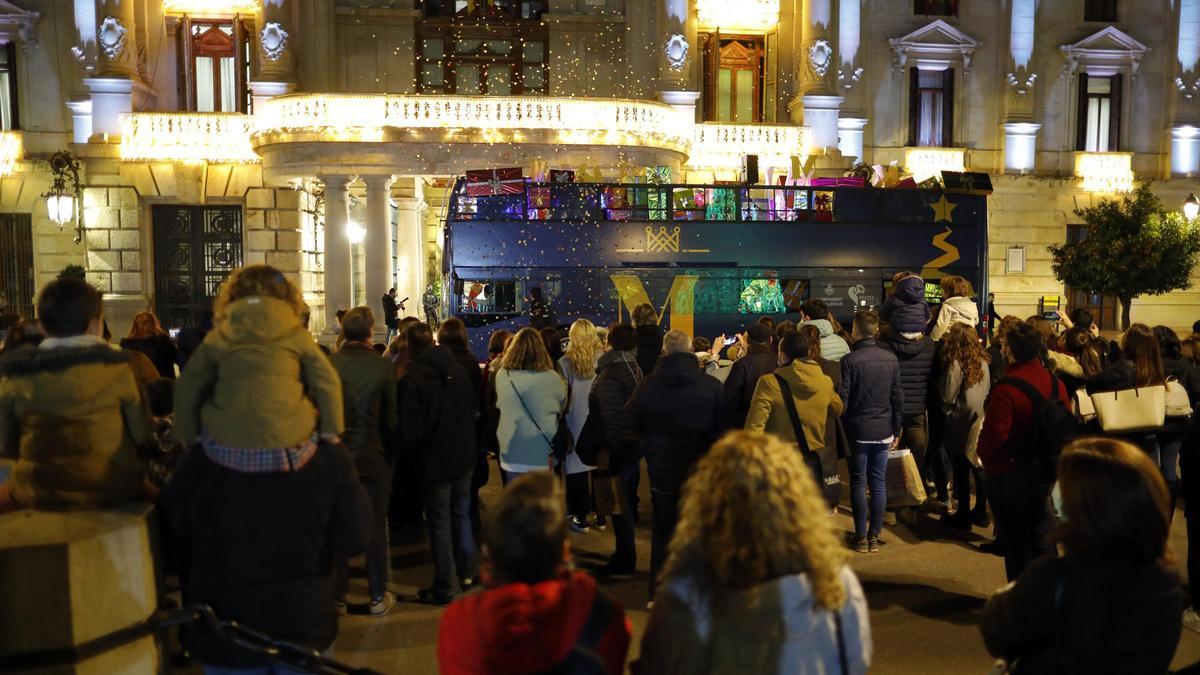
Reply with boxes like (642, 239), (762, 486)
(568, 516), (590, 533)
(369, 592), (397, 617)
(1184, 607), (1200, 633)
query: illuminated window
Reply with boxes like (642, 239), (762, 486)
(0, 44), (18, 130)
(909, 68), (954, 147)
(458, 279), (517, 314)
(417, 1), (548, 94)
(914, 0), (958, 16)
(702, 35), (765, 123)
(176, 17), (251, 113)
(1077, 74), (1121, 152)
(1084, 0), (1117, 21)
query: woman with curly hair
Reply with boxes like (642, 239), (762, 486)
(940, 322), (991, 530)
(634, 431), (872, 675)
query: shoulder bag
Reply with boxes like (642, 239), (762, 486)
(1090, 385), (1167, 434)
(774, 373), (825, 486)
(509, 377), (574, 465)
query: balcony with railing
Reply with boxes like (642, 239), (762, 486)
(115, 95), (813, 176)
(1073, 151), (1135, 193)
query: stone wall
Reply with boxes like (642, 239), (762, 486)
(0, 165), (84, 295)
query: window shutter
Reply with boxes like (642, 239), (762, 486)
(176, 16), (194, 111)
(1108, 73), (1122, 151)
(942, 68), (955, 147)
(763, 30), (777, 123)
(6, 42), (17, 131)
(233, 16), (248, 113)
(703, 31), (719, 122)
(908, 66), (919, 146)
(1075, 73), (1089, 151)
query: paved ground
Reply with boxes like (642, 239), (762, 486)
(322, 465), (1200, 674)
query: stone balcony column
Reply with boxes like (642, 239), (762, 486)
(363, 175), (395, 325)
(251, 0), (297, 106)
(793, 0), (842, 154)
(394, 190), (426, 321)
(84, 0), (142, 138)
(320, 174), (353, 332)
(657, 0), (700, 121)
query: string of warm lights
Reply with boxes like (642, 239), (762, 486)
(904, 147), (966, 183)
(119, 112), (258, 163)
(1074, 151), (1135, 193)
(0, 131), (22, 177)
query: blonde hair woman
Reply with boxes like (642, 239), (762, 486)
(559, 319), (602, 530)
(120, 310), (179, 378)
(635, 431), (872, 675)
(495, 327), (567, 477)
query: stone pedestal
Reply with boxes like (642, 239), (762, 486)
(66, 99), (93, 145)
(1003, 122), (1041, 174)
(837, 117), (868, 163)
(0, 503), (158, 673)
(83, 77), (134, 139)
(1171, 125), (1200, 177)
(802, 94), (844, 154)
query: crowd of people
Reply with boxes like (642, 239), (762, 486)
(0, 265), (1195, 674)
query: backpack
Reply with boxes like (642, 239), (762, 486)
(998, 370), (1079, 486)
(540, 590), (616, 675)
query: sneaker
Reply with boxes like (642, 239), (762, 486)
(460, 577), (477, 591)
(369, 592), (397, 617)
(415, 588), (455, 607)
(336, 600), (348, 616)
(853, 537), (869, 554)
(593, 515), (608, 531)
(569, 516), (591, 533)
(868, 536), (880, 553)
(1184, 608), (1200, 634)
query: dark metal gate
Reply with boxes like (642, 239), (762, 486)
(152, 205), (243, 330)
(0, 213), (33, 320)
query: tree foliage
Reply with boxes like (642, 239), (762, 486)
(1049, 184), (1200, 328)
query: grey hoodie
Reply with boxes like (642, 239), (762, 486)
(801, 319), (852, 362)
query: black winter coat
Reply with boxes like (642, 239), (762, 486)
(723, 344), (777, 428)
(628, 351), (726, 494)
(401, 345), (479, 482)
(880, 333), (936, 418)
(980, 554), (1181, 675)
(838, 339), (904, 442)
(634, 324), (665, 377)
(329, 343), (399, 467)
(164, 443), (370, 669)
(589, 350), (643, 467)
(120, 333), (179, 379)
(1163, 356), (1200, 406)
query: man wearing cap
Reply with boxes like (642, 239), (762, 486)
(723, 323), (778, 428)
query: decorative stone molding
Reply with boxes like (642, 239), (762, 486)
(1006, 70), (1038, 95)
(664, 34), (688, 71)
(808, 39), (833, 78)
(260, 21), (288, 62)
(889, 20), (981, 75)
(97, 16), (127, 60)
(1176, 75), (1200, 101)
(0, 0), (39, 50)
(1060, 26), (1149, 80)
(838, 64), (863, 89)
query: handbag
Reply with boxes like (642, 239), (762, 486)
(885, 448), (928, 507)
(774, 374), (825, 486)
(1073, 387), (1096, 423)
(1090, 385), (1167, 434)
(574, 403), (605, 466)
(509, 379), (574, 464)
(1166, 379), (1193, 417)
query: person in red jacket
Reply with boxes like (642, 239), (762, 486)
(977, 323), (1073, 581)
(438, 472), (632, 675)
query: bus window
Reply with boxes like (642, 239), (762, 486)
(738, 278), (808, 314)
(460, 280), (517, 314)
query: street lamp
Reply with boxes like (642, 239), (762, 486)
(346, 221), (365, 244)
(1185, 193), (1199, 221)
(43, 151), (83, 243)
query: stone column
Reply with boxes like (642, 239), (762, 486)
(84, 0), (140, 138)
(1003, 0), (1039, 173)
(792, 0), (843, 154)
(321, 175), (353, 332)
(656, 0), (700, 121)
(363, 175), (395, 324)
(251, 0), (297, 106)
(1172, 0), (1200, 176)
(394, 191), (426, 320)
(837, 117), (868, 162)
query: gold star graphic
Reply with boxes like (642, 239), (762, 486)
(929, 195), (956, 223)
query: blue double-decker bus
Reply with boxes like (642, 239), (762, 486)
(443, 178), (988, 352)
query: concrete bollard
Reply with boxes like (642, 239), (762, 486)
(0, 502), (159, 674)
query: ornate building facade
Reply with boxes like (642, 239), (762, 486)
(0, 0), (1197, 333)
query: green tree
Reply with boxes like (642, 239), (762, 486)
(57, 264), (85, 281)
(1049, 184), (1200, 330)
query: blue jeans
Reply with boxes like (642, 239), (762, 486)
(1159, 434), (1183, 483)
(421, 470), (478, 598)
(850, 443), (890, 538)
